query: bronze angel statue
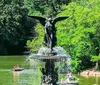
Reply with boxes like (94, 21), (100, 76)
(28, 15), (68, 51)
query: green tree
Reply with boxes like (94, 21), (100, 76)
(26, 23), (44, 52)
(24, 0), (71, 16)
(56, 0), (100, 72)
(0, 0), (33, 54)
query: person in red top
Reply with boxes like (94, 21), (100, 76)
(13, 65), (19, 70)
(13, 66), (17, 70)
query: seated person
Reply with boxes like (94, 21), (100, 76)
(13, 66), (17, 70)
(13, 65), (20, 70)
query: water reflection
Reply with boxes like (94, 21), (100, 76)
(81, 75), (99, 85)
(13, 71), (20, 85)
(93, 76), (98, 85)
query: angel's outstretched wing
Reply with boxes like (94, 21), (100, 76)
(53, 16), (68, 25)
(28, 16), (47, 26)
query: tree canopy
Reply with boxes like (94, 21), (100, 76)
(0, 0), (34, 54)
(56, 0), (100, 72)
(24, 0), (71, 16)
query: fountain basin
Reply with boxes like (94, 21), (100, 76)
(28, 46), (70, 62)
(29, 54), (68, 62)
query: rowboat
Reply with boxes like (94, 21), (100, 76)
(12, 68), (24, 71)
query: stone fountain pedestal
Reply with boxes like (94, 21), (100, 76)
(29, 46), (70, 85)
(40, 60), (58, 85)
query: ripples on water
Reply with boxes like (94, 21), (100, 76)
(0, 56), (100, 85)
(0, 56), (41, 85)
(0, 69), (41, 85)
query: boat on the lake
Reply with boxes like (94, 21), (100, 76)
(12, 65), (24, 71)
(12, 68), (24, 71)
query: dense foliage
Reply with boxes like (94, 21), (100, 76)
(0, 0), (35, 54)
(26, 23), (44, 52)
(24, 0), (71, 16)
(56, 0), (100, 72)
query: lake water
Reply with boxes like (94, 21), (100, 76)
(0, 56), (100, 85)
